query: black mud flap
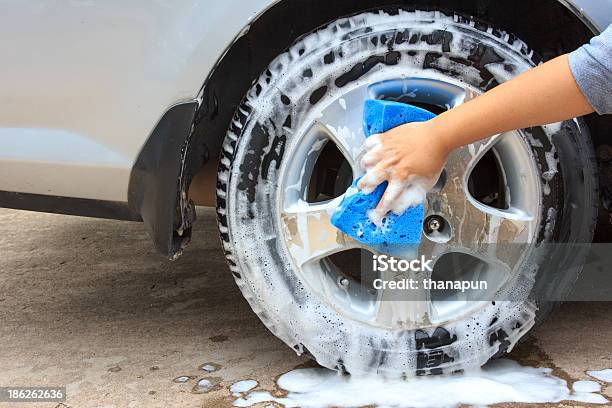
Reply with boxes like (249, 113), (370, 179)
(128, 101), (208, 260)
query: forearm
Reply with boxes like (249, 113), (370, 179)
(363, 28), (609, 217)
(433, 54), (594, 151)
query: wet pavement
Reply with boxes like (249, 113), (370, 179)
(0, 207), (610, 407)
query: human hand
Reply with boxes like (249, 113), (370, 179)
(357, 120), (450, 225)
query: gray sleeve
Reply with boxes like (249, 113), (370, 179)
(568, 24), (612, 115)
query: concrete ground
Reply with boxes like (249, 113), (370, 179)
(0, 207), (610, 408)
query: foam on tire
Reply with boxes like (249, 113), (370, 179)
(215, 9), (597, 377)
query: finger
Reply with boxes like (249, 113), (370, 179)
(369, 188), (401, 227)
(357, 167), (387, 194)
(364, 134), (382, 150)
(376, 180), (403, 216)
(360, 148), (383, 171)
(367, 208), (385, 227)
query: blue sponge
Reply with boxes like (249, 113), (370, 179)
(331, 100), (436, 253)
(363, 99), (436, 136)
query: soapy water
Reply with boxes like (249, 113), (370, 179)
(200, 363), (218, 373)
(572, 380), (603, 393)
(193, 378), (216, 393)
(588, 369), (612, 383)
(233, 359), (609, 408)
(230, 379), (259, 396)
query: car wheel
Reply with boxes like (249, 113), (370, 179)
(216, 9), (597, 376)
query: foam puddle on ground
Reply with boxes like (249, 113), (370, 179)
(230, 380), (258, 396)
(588, 369), (612, 383)
(232, 359), (609, 408)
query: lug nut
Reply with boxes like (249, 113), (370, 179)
(424, 215), (452, 243)
(428, 217), (442, 231)
(339, 277), (349, 287)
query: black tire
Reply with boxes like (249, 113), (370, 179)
(216, 9), (597, 376)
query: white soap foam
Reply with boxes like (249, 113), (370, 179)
(588, 368), (612, 383)
(233, 359), (609, 407)
(362, 179), (430, 226)
(542, 122), (563, 135)
(542, 149), (559, 182)
(573, 380), (601, 393)
(200, 364), (217, 373)
(325, 123), (364, 161)
(230, 379), (258, 396)
(194, 378), (215, 393)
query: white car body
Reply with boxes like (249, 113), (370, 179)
(0, 0), (274, 202)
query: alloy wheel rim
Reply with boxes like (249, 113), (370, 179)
(278, 75), (542, 330)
